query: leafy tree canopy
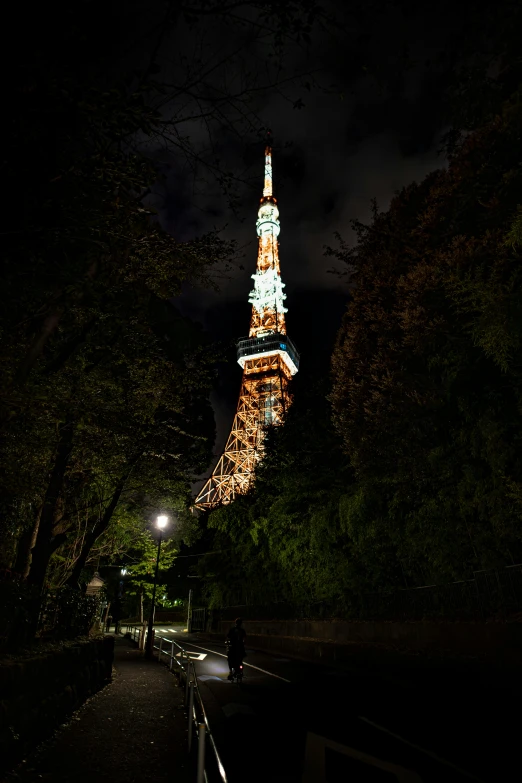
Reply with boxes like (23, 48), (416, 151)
(330, 87), (522, 583)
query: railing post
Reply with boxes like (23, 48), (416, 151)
(158, 637), (163, 663)
(188, 682), (194, 752)
(170, 641), (175, 671)
(197, 723), (206, 783)
(185, 655), (190, 705)
(178, 648), (184, 687)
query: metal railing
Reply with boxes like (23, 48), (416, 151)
(210, 564), (522, 624)
(126, 624), (143, 645)
(123, 624), (227, 783)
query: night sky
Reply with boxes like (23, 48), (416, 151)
(103, 1), (477, 484)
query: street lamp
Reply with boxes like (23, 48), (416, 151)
(145, 515), (169, 658)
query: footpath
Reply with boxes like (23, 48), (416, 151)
(2, 636), (189, 783)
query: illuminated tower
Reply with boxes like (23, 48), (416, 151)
(195, 137), (299, 509)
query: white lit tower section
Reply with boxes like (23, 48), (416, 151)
(195, 138), (299, 508)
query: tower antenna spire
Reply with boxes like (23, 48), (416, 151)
(195, 138), (299, 510)
(263, 129), (273, 198)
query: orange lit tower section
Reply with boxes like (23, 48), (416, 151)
(195, 138), (299, 508)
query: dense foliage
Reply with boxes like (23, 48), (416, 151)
(121, 530), (179, 620)
(0, 2), (242, 595)
(330, 90), (522, 583)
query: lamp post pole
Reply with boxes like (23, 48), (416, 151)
(145, 515), (168, 659)
(187, 588), (193, 633)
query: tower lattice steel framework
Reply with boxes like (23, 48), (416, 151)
(195, 139), (299, 509)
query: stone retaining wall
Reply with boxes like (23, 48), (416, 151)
(202, 618), (522, 667)
(0, 636), (114, 774)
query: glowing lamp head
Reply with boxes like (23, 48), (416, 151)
(156, 515), (169, 530)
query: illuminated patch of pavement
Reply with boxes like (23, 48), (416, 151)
(197, 675), (223, 682)
(222, 703), (256, 718)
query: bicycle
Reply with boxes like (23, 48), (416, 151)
(226, 642), (244, 685)
(229, 662), (243, 684)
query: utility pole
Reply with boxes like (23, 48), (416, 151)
(187, 588), (193, 633)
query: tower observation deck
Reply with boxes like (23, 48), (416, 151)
(195, 137), (299, 509)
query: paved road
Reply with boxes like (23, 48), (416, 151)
(150, 631), (518, 783)
(120, 624), (186, 635)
